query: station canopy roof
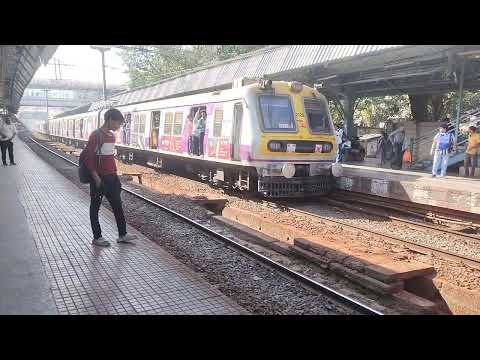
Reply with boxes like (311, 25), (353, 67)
(89, 45), (480, 111)
(0, 45), (57, 113)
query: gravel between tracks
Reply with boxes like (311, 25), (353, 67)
(109, 148), (480, 292)
(296, 203), (480, 261)
(21, 133), (367, 315)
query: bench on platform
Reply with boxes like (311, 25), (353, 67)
(118, 172), (143, 184)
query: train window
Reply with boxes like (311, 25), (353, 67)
(164, 112), (173, 135)
(173, 112), (183, 136)
(131, 113), (146, 147)
(139, 114), (146, 134)
(303, 98), (330, 133)
(213, 107), (223, 137)
(258, 95), (296, 132)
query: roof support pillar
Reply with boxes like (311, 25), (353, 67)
(454, 58), (466, 142)
(340, 92), (356, 139)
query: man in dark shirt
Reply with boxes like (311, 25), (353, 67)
(84, 108), (137, 247)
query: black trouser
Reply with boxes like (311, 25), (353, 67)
(464, 154), (477, 177)
(391, 143), (403, 169)
(0, 140), (14, 165)
(89, 174), (126, 240)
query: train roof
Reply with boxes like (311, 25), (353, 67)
(52, 81), (324, 120)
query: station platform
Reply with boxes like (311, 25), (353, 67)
(337, 164), (480, 215)
(0, 141), (245, 315)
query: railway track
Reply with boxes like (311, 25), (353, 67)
(282, 202), (480, 271)
(26, 135), (383, 316)
(331, 191), (480, 232)
(324, 195), (480, 241)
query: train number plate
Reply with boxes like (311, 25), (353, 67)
(287, 144), (296, 152)
(315, 144), (323, 152)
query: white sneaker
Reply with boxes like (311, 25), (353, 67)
(92, 237), (110, 247)
(117, 233), (137, 243)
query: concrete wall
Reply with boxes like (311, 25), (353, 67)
(337, 165), (480, 215)
(404, 121), (439, 162)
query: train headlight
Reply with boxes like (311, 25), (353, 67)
(259, 79), (273, 90)
(268, 141), (283, 152)
(282, 163), (296, 178)
(290, 82), (303, 93)
(331, 162), (343, 177)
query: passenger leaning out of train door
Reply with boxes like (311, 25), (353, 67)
(192, 109), (206, 156)
(430, 122), (455, 178)
(464, 126), (480, 177)
(84, 108), (137, 247)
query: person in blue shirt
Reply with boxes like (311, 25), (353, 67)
(430, 123), (455, 178)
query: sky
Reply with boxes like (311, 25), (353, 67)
(33, 45), (130, 88)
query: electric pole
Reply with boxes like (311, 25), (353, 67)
(44, 89), (50, 120)
(90, 46), (112, 101)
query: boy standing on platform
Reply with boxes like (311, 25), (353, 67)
(84, 108), (137, 247)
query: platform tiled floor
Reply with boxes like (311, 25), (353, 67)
(7, 141), (246, 315)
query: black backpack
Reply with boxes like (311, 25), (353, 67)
(78, 129), (104, 184)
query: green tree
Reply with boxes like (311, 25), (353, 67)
(121, 45), (266, 89)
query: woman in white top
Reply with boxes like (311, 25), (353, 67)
(0, 115), (17, 166)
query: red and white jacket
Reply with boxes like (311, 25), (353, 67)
(84, 128), (117, 176)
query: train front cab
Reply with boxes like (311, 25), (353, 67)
(246, 81), (341, 198)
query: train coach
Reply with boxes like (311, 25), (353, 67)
(37, 79), (343, 197)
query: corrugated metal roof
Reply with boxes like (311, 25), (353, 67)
(89, 45), (404, 110)
(1, 45), (58, 113)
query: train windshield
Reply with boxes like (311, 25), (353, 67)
(258, 95), (296, 131)
(303, 98), (331, 133)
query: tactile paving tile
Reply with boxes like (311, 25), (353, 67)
(15, 142), (246, 315)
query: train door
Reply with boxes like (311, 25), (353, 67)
(189, 105), (207, 154)
(231, 102), (243, 161)
(123, 112), (132, 145)
(150, 111), (161, 149)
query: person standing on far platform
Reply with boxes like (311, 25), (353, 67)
(377, 131), (388, 167)
(430, 123), (455, 178)
(464, 125), (480, 177)
(335, 124), (345, 163)
(0, 114), (17, 166)
(84, 108), (138, 247)
(388, 124), (405, 170)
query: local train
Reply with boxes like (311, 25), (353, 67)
(36, 79), (342, 197)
